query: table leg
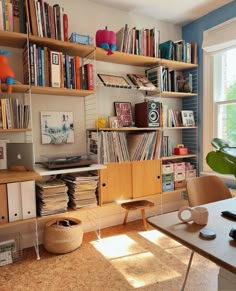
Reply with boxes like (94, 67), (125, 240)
(181, 250), (194, 291)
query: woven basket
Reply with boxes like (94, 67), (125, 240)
(43, 217), (83, 254)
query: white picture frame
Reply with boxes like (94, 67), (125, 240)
(181, 110), (195, 126)
(40, 111), (74, 144)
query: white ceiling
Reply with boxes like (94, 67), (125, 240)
(89, 0), (233, 25)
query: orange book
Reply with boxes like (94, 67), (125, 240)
(74, 56), (80, 89)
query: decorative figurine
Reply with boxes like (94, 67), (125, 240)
(0, 49), (15, 94)
(96, 26), (116, 55)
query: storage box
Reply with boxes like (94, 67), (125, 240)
(174, 180), (186, 189)
(69, 33), (90, 45)
(174, 147), (188, 155)
(162, 163), (174, 174)
(162, 173), (174, 183)
(173, 162), (185, 172)
(174, 171), (186, 181)
(162, 181), (174, 192)
(185, 169), (196, 179)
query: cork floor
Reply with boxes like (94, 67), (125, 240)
(0, 220), (219, 291)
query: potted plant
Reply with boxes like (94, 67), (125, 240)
(206, 138), (236, 177)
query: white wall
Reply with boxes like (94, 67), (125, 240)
(1, 0), (183, 248)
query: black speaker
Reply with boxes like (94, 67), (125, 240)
(135, 101), (161, 127)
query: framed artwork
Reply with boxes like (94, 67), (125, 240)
(114, 102), (133, 127)
(97, 73), (131, 88)
(40, 111), (74, 144)
(181, 110), (195, 126)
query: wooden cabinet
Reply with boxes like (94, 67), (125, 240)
(132, 160), (161, 198)
(99, 162), (132, 204)
(99, 160), (162, 204)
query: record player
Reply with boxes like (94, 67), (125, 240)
(40, 154), (95, 169)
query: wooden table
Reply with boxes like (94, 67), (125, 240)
(147, 197), (236, 290)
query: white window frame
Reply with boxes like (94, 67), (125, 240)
(202, 17), (236, 172)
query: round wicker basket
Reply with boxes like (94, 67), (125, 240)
(43, 217), (83, 254)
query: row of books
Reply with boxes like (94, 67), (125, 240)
(116, 25), (160, 58)
(146, 65), (194, 93)
(27, 0), (68, 40)
(98, 130), (162, 164)
(0, 98), (30, 129)
(0, 0), (26, 33)
(159, 40), (197, 64)
(23, 43), (94, 90)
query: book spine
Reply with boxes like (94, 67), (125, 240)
(28, 0), (38, 35)
(74, 56), (80, 89)
(50, 50), (61, 87)
(63, 12), (68, 41)
(85, 63), (94, 90)
(1, 98), (7, 129)
(5, 98), (12, 128)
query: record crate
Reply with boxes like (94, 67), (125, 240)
(0, 232), (23, 266)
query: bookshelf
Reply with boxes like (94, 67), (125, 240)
(0, 10), (198, 249)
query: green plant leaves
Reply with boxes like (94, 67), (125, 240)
(206, 138), (236, 177)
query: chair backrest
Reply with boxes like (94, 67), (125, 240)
(186, 175), (232, 207)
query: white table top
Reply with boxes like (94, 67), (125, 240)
(148, 197), (236, 274)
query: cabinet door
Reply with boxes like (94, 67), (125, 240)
(99, 162), (132, 205)
(132, 160), (162, 198)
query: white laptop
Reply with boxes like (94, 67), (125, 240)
(7, 143), (34, 171)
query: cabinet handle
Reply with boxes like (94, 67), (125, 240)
(102, 183), (106, 187)
(157, 176), (160, 179)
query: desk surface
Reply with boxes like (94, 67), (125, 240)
(148, 197), (236, 274)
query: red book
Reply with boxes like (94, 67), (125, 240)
(74, 56), (80, 89)
(85, 63), (94, 90)
(63, 13), (68, 41)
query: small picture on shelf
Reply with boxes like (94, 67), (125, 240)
(127, 73), (156, 90)
(181, 110), (195, 126)
(97, 73), (131, 88)
(114, 102), (133, 127)
(40, 111), (74, 144)
(108, 116), (119, 128)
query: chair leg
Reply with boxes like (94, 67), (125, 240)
(123, 210), (129, 225)
(181, 250), (194, 291)
(141, 209), (147, 230)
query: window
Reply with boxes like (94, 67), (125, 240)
(214, 47), (236, 144)
(202, 18), (236, 172)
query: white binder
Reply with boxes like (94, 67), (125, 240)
(21, 180), (36, 219)
(7, 182), (23, 222)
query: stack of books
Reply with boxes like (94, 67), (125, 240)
(36, 179), (68, 216)
(62, 172), (99, 209)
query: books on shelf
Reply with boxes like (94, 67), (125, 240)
(116, 25), (160, 57)
(0, 97), (30, 129)
(24, 42), (94, 90)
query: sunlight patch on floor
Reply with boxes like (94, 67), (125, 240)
(91, 234), (181, 288)
(91, 234), (145, 259)
(139, 229), (181, 249)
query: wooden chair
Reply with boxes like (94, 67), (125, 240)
(186, 175), (232, 207)
(121, 200), (154, 230)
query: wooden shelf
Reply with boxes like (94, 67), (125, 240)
(0, 31), (27, 48)
(163, 126), (197, 130)
(148, 91), (198, 98)
(161, 154), (197, 160)
(30, 86), (95, 97)
(29, 35), (95, 58)
(1, 84), (30, 93)
(0, 170), (40, 184)
(0, 128), (32, 132)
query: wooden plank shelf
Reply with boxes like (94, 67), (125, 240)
(0, 170), (40, 184)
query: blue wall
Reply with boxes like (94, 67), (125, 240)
(182, 1), (236, 171)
